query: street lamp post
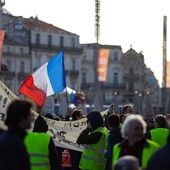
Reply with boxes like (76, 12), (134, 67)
(138, 93), (143, 114)
(134, 91), (139, 114)
(113, 92), (119, 114)
(144, 91), (153, 115)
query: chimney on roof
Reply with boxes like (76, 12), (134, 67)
(29, 16), (34, 23)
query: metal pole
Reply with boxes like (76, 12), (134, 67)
(93, 0), (102, 111)
(162, 16), (167, 114)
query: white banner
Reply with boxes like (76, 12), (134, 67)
(0, 80), (107, 152)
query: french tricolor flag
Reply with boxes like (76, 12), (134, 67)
(18, 51), (66, 106)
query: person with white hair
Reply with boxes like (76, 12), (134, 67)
(112, 114), (159, 170)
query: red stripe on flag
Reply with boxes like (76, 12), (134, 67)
(18, 75), (46, 106)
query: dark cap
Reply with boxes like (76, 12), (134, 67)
(154, 114), (166, 127)
(33, 115), (48, 133)
(86, 110), (103, 129)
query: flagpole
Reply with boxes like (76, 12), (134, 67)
(62, 49), (70, 116)
(65, 88), (69, 109)
(62, 49), (68, 105)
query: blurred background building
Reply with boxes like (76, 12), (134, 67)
(0, 2), (161, 115)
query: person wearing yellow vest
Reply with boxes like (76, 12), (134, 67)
(146, 114), (169, 147)
(112, 115), (159, 170)
(77, 110), (108, 170)
(24, 115), (59, 170)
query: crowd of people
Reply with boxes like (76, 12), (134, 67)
(0, 99), (170, 170)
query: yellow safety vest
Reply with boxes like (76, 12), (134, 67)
(112, 139), (159, 169)
(24, 132), (51, 170)
(150, 128), (169, 147)
(79, 127), (108, 170)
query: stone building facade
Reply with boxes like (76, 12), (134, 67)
(0, 7), (160, 113)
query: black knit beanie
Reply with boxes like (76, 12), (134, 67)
(86, 110), (103, 130)
(33, 115), (48, 133)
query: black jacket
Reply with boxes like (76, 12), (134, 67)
(0, 126), (30, 170)
(146, 134), (170, 170)
(77, 110), (104, 144)
(109, 127), (123, 149)
(105, 127), (123, 170)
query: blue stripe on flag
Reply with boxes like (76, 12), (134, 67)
(47, 51), (66, 93)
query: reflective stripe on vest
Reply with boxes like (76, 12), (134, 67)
(24, 132), (51, 170)
(31, 162), (50, 166)
(79, 127), (108, 170)
(29, 153), (50, 167)
(29, 153), (49, 158)
(112, 139), (159, 169)
(85, 132), (106, 155)
(150, 128), (169, 147)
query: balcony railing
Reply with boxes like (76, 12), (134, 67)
(81, 82), (125, 90)
(0, 71), (15, 79)
(123, 74), (140, 80)
(65, 70), (79, 78)
(81, 83), (94, 89)
(17, 72), (29, 80)
(123, 90), (135, 96)
(31, 44), (83, 53)
(100, 82), (125, 89)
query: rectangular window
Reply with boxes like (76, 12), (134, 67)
(114, 51), (118, 61)
(128, 82), (134, 92)
(72, 59), (76, 71)
(7, 46), (10, 53)
(36, 34), (40, 45)
(82, 73), (86, 84)
(20, 47), (23, 54)
(71, 38), (75, 48)
(60, 36), (64, 48)
(129, 68), (134, 75)
(48, 35), (52, 48)
(6, 60), (11, 72)
(35, 56), (41, 68)
(113, 72), (118, 85)
(20, 61), (24, 72)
